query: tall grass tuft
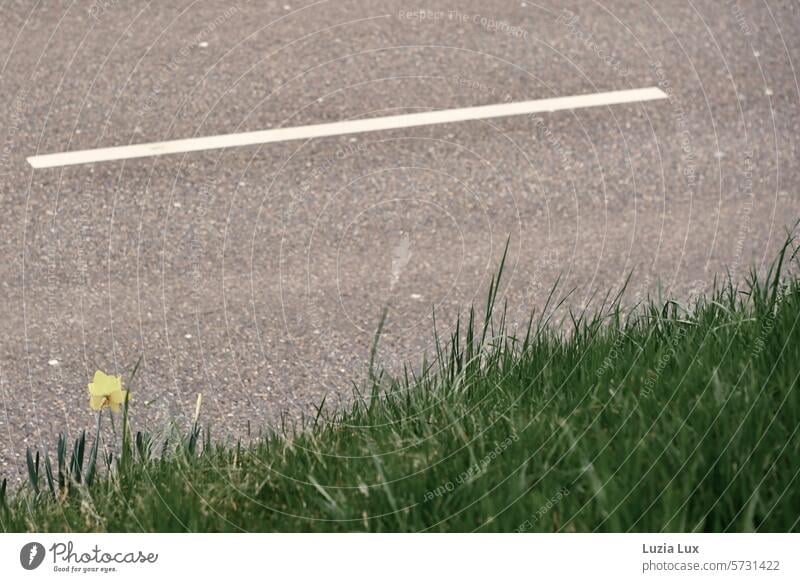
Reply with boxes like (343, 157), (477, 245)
(2, 233), (800, 532)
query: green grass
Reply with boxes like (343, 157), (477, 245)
(2, 239), (800, 533)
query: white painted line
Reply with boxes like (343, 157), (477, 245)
(28, 87), (667, 168)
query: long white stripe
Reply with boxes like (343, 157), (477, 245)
(27, 87), (667, 168)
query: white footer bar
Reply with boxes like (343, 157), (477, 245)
(2, 533), (796, 581)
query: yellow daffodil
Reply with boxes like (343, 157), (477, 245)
(88, 370), (128, 412)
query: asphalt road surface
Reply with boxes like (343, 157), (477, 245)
(0, 0), (798, 479)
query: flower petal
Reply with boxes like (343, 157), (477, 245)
(89, 395), (106, 411)
(89, 370), (121, 397)
(108, 390), (128, 407)
(89, 371), (109, 396)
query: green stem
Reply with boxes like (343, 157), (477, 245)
(121, 391), (132, 469)
(85, 410), (102, 487)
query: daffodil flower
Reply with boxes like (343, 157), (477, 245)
(88, 370), (128, 412)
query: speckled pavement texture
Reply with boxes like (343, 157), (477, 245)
(0, 0), (798, 480)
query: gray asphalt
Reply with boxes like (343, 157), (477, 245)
(0, 0), (798, 480)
